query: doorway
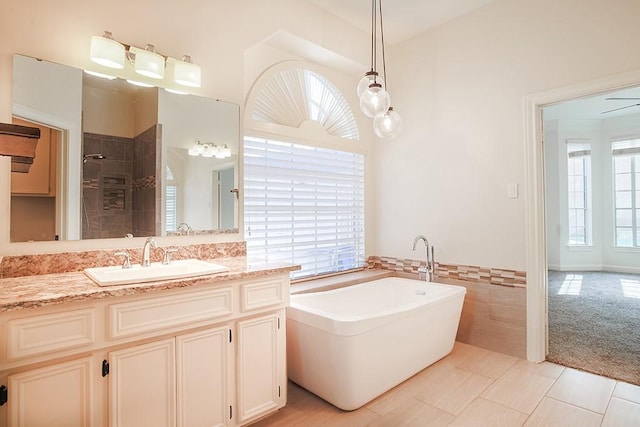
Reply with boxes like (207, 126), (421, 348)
(524, 69), (640, 375)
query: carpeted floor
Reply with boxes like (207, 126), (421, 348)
(547, 270), (640, 386)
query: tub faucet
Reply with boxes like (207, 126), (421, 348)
(412, 235), (434, 282)
(142, 237), (157, 267)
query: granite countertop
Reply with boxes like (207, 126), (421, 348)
(0, 257), (300, 312)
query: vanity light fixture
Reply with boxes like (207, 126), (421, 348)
(357, 0), (402, 138)
(130, 44), (165, 79)
(87, 31), (202, 90)
(90, 31), (126, 69)
(170, 56), (202, 88)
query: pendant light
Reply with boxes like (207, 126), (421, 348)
(358, 0), (402, 139)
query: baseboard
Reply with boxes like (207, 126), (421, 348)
(548, 264), (640, 274)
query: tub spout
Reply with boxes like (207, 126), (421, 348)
(412, 235), (434, 282)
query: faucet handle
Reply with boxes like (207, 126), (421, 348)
(114, 251), (132, 269)
(162, 248), (178, 265)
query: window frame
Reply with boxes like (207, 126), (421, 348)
(612, 138), (640, 248)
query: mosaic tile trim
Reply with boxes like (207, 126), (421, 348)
(0, 242), (246, 279)
(133, 176), (156, 190)
(366, 256), (526, 287)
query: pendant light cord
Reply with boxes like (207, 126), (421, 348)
(379, 0), (388, 93)
(370, 0), (377, 76)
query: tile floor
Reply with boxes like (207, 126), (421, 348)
(252, 342), (640, 426)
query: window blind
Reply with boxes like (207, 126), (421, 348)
(244, 136), (365, 279)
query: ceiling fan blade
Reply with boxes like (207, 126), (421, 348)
(605, 97), (640, 100)
(601, 103), (640, 114)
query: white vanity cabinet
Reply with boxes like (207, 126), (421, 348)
(5, 356), (98, 426)
(0, 272), (290, 427)
(109, 326), (231, 427)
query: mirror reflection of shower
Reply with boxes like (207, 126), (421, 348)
(82, 153), (106, 237)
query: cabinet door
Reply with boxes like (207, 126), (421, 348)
(176, 327), (231, 427)
(109, 339), (176, 427)
(7, 357), (94, 427)
(236, 311), (285, 424)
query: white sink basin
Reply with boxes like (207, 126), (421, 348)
(84, 259), (230, 286)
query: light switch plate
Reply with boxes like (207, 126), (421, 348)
(507, 183), (518, 199)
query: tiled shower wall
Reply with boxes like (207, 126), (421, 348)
(82, 125), (159, 239)
(82, 132), (133, 239)
(132, 125), (159, 237)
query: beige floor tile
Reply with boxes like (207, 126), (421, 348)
(449, 397), (528, 427)
(366, 372), (431, 415)
(546, 368), (616, 414)
(613, 381), (640, 404)
(514, 359), (565, 379)
(434, 341), (490, 370)
(414, 367), (494, 415)
(481, 366), (555, 414)
(369, 398), (454, 427)
(601, 397), (640, 427)
(457, 348), (518, 379)
(317, 406), (380, 427)
(524, 397), (603, 427)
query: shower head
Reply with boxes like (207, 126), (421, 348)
(83, 154), (106, 163)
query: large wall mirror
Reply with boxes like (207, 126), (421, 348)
(10, 54), (240, 242)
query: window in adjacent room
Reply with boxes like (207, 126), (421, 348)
(567, 140), (592, 245)
(612, 138), (640, 248)
(244, 136), (365, 279)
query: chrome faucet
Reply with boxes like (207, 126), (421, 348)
(141, 237), (157, 267)
(177, 222), (191, 235)
(412, 235), (434, 282)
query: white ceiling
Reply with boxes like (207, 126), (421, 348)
(543, 86), (640, 121)
(311, 0), (498, 45)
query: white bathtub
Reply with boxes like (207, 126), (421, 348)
(286, 277), (466, 410)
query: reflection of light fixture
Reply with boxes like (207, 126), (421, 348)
(130, 45), (165, 79)
(188, 141), (232, 159)
(90, 31), (125, 69)
(357, 0), (402, 139)
(86, 31), (202, 91)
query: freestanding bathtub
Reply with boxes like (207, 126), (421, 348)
(286, 277), (466, 410)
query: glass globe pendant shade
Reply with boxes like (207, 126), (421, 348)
(373, 107), (402, 139)
(356, 71), (385, 98)
(360, 83), (391, 118)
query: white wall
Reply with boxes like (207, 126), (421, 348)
(374, 0), (640, 271)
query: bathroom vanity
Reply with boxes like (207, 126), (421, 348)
(0, 257), (298, 426)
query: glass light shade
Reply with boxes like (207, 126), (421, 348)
(164, 87), (188, 95)
(220, 144), (232, 158)
(84, 70), (117, 80)
(356, 72), (384, 98)
(174, 57), (201, 88)
(126, 79), (154, 88)
(373, 107), (403, 139)
(90, 35), (125, 69)
(131, 46), (165, 79)
(360, 83), (391, 118)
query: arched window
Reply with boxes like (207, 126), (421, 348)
(251, 67), (359, 140)
(245, 65), (364, 279)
